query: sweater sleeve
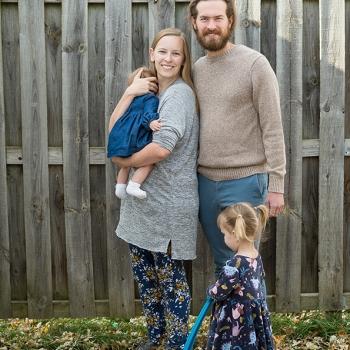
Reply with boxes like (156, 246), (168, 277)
(251, 56), (286, 193)
(140, 94), (159, 129)
(152, 89), (191, 152)
(207, 259), (240, 301)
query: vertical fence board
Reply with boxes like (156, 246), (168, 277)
(175, 2), (191, 44)
(132, 3), (149, 70)
(2, 4), (21, 147)
(62, 0), (95, 316)
(88, 3), (107, 301)
(275, 0), (303, 312)
(4, 4), (27, 305)
(149, 0), (175, 40)
(235, 0), (261, 50)
(45, 3), (68, 301)
(49, 166), (67, 300)
(105, 0), (134, 317)
(18, 0), (52, 317)
(344, 0), (350, 293)
(302, 0), (319, 293)
(260, 0), (277, 295)
(319, 0), (345, 310)
(191, 227), (215, 313)
(0, 2), (11, 318)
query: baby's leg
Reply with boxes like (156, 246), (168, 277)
(115, 167), (130, 199)
(126, 165), (154, 199)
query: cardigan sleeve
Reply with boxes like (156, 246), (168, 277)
(152, 87), (194, 152)
(140, 94), (159, 129)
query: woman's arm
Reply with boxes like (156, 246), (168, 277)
(112, 142), (170, 168)
(108, 70), (158, 132)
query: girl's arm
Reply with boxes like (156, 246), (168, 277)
(108, 70), (158, 132)
(207, 262), (240, 301)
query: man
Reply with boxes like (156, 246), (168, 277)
(189, 0), (286, 274)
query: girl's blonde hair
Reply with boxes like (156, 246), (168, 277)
(217, 203), (269, 242)
(127, 66), (155, 86)
(149, 27), (196, 99)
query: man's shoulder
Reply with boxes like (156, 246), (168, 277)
(193, 55), (207, 70)
(235, 44), (265, 64)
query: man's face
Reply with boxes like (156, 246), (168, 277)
(192, 0), (233, 52)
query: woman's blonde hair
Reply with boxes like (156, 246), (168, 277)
(217, 203), (269, 242)
(149, 27), (196, 98)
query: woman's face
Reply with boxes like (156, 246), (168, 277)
(150, 35), (185, 81)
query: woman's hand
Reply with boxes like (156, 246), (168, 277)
(111, 156), (131, 168)
(126, 68), (158, 97)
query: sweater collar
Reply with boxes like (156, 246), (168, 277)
(205, 44), (240, 63)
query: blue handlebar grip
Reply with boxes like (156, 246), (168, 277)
(183, 297), (214, 350)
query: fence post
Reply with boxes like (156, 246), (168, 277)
(0, 1), (11, 318)
(318, 0), (345, 310)
(148, 0), (175, 40)
(105, 0), (135, 317)
(275, 0), (303, 312)
(62, 0), (95, 317)
(18, 0), (53, 318)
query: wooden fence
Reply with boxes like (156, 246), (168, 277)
(0, 0), (349, 318)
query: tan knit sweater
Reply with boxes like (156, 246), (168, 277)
(193, 44), (286, 193)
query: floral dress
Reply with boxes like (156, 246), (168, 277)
(207, 255), (274, 350)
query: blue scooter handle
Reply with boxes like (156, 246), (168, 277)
(184, 297), (214, 350)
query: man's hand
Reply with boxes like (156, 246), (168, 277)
(266, 192), (284, 217)
(149, 119), (161, 131)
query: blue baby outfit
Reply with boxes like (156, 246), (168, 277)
(107, 93), (159, 158)
(207, 255), (274, 350)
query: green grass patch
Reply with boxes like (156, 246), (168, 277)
(0, 311), (350, 349)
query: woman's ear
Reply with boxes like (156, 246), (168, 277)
(149, 48), (155, 62)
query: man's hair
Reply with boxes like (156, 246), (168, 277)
(188, 0), (236, 27)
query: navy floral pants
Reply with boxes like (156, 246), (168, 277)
(129, 244), (191, 349)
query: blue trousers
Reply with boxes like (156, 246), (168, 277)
(129, 244), (190, 349)
(198, 173), (268, 275)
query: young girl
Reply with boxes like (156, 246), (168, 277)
(206, 202), (274, 350)
(107, 67), (160, 199)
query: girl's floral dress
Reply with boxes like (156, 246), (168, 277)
(206, 254), (274, 350)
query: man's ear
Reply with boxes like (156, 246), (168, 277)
(191, 17), (198, 31)
(228, 16), (234, 30)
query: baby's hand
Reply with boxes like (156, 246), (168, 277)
(150, 120), (161, 131)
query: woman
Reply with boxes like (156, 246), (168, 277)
(109, 28), (199, 350)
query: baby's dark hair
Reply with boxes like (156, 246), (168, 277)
(217, 202), (269, 242)
(127, 66), (156, 86)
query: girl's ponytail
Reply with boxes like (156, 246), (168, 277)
(255, 204), (269, 232)
(234, 213), (253, 242)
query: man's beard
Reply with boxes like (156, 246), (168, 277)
(195, 28), (231, 51)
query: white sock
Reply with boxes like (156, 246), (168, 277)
(115, 183), (127, 199)
(126, 180), (147, 199)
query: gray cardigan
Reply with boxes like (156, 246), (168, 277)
(116, 79), (199, 260)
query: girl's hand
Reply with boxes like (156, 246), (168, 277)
(149, 119), (161, 131)
(126, 68), (158, 97)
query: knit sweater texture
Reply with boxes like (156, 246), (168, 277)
(193, 44), (286, 193)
